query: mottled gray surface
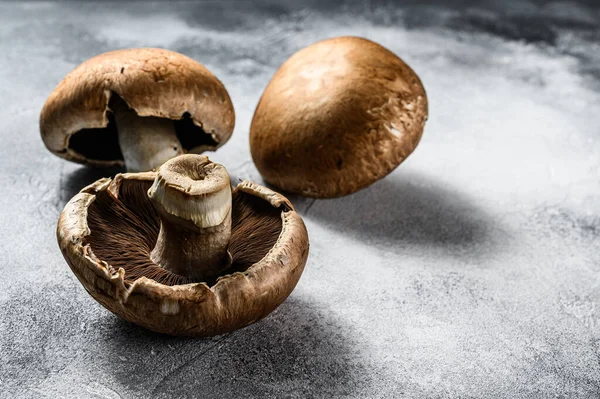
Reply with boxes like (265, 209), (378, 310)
(1, 1), (600, 398)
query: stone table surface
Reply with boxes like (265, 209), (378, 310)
(1, 1), (599, 398)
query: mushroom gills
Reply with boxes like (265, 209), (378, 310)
(84, 179), (283, 286)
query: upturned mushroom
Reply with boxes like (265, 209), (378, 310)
(57, 155), (309, 336)
(250, 36), (428, 198)
(41, 48), (234, 172)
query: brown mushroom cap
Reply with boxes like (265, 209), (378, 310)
(250, 36), (428, 198)
(57, 173), (308, 336)
(40, 48), (235, 167)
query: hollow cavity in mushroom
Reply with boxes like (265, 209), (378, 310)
(110, 96), (183, 172)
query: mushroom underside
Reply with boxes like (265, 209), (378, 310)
(68, 94), (219, 163)
(85, 179), (283, 286)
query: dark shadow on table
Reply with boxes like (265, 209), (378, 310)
(303, 171), (499, 254)
(60, 166), (125, 206)
(102, 297), (368, 398)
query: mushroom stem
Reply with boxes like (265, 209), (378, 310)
(111, 96), (183, 172)
(147, 154), (232, 281)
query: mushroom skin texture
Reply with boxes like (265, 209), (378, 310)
(57, 157), (309, 337)
(40, 48), (235, 171)
(250, 36), (428, 198)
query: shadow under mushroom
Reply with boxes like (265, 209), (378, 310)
(60, 165), (125, 206)
(103, 297), (369, 398)
(303, 171), (499, 255)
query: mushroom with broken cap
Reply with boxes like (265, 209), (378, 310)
(57, 154), (309, 336)
(40, 48), (234, 172)
(250, 36), (428, 198)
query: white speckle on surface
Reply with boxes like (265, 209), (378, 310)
(159, 299), (180, 315)
(385, 123), (402, 138)
(278, 253), (289, 265)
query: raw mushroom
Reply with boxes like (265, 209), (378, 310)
(147, 155), (234, 281)
(40, 48), (235, 172)
(250, 36), (428, 198)
(57, 155), (309, 336)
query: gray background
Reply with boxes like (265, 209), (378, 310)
(1, 1), (600, 397)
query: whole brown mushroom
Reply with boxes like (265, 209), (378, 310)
(250, 36), (428, 198)
(41, 48), (235, 172)
(57, 155), (309, 336)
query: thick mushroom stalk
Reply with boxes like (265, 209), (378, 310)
(111, 96), (183, 172)
(147, 154), (232, 281)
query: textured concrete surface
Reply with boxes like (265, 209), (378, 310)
(1, 1), (600, 398)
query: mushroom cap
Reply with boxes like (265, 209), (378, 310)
(250, 36), (428, 198)
(57, 173), (308, 337)
(40, 48), (235, 167)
